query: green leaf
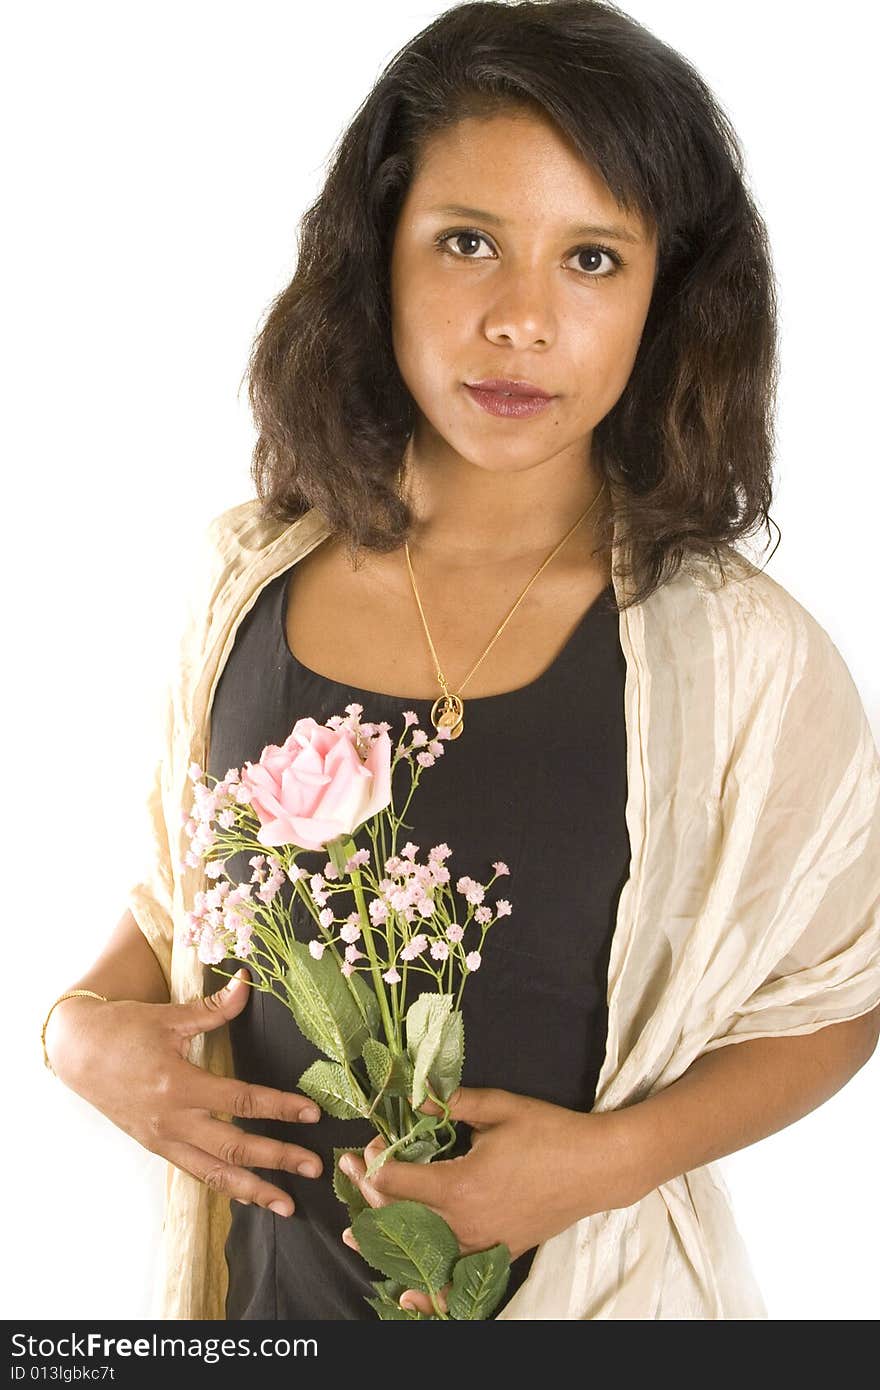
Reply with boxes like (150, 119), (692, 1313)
(405, 993), (453, 1056)
(298, 1059), (368, 1120)
(407, 995), (454, 1109)
(363, 1278), (422, 1320)
(429, 1011), (464, 1102)
(362, 1114), (440, 1181)
(351, 1200), (460, 1293)
(332, 1146), (368, 1217)
(371, 1277), (407, 1303)
(362, 1037), (393, 1096)
(348, 967), (381, 1037)
(365, 1297), (417, 1319)
(385, 1050), (415, 1098)
(447, 1245), (511, 1320)
(281, 940), (372, 1063)
(398, 1136), (440, 1164)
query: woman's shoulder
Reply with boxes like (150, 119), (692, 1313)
(676, 543), (866, 728)
(172, 500), (330, 669)
(203, 497), (329, 569)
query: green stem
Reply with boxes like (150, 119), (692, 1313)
(344, 838), (396, 1049)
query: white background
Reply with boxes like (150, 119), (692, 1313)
(4, 1), (877, 1321)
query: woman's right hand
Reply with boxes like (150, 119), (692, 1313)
(53, 967), (322, 1216)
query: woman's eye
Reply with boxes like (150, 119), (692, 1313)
(437, 230), (494, 259)
(566, 245), (622, 278)
(435, 230), (623, 278)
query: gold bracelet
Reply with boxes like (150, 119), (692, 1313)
(41, 990), (109, 1076)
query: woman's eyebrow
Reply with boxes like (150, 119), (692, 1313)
(426, 203), (642, 244)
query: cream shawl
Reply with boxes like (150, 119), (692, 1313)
(128, 491), (880, 1321)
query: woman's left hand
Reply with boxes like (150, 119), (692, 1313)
(338, 1085), (635, 1316)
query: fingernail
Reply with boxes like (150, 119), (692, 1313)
(269, 1200), (291, 1216)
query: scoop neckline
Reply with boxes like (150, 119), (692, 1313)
(276, 568), (615, 707)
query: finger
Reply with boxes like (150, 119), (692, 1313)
(352, 1148), (452, 1204)
(188, 1073), (322, 1127)
(342, 1226), (361, 1254)
(162, 1137), (297, 1215)
(401, 1283), (449, 1317)
(172, 967), (255, 1040)
(187, 1116), (323, 1178)
(416, 1085), (513, 1130)
(339, 1151), (388, 1209)
(362, 1135), (387, 1166)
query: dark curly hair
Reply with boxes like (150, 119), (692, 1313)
(244, 0), (780, 611)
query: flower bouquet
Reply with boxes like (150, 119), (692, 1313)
(180, 702), (515, 1319)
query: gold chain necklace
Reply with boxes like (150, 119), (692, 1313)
(401, 464), (608, 741)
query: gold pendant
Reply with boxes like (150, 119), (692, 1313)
(431, 691), (464, 740)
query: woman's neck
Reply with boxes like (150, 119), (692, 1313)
(399, 435), (608, 566)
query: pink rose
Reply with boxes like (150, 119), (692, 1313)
(239, 716), (392, 852)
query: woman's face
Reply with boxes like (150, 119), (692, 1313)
(389, 108), (659, 475)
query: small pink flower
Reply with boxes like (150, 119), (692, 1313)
(401, 933), (428, 961)
(235, 922), (254, 957)
(257, 875), (283, 904)
(196, 922), (227, 965)
(465, 951), (482, 972)
(466, 885), (485, 905)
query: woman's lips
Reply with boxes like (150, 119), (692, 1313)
(463, 384), (556, 418)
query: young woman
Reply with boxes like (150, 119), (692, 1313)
(42, 1), (880, 1320)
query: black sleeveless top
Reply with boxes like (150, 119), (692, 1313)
(205, 554), (630, 1320)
